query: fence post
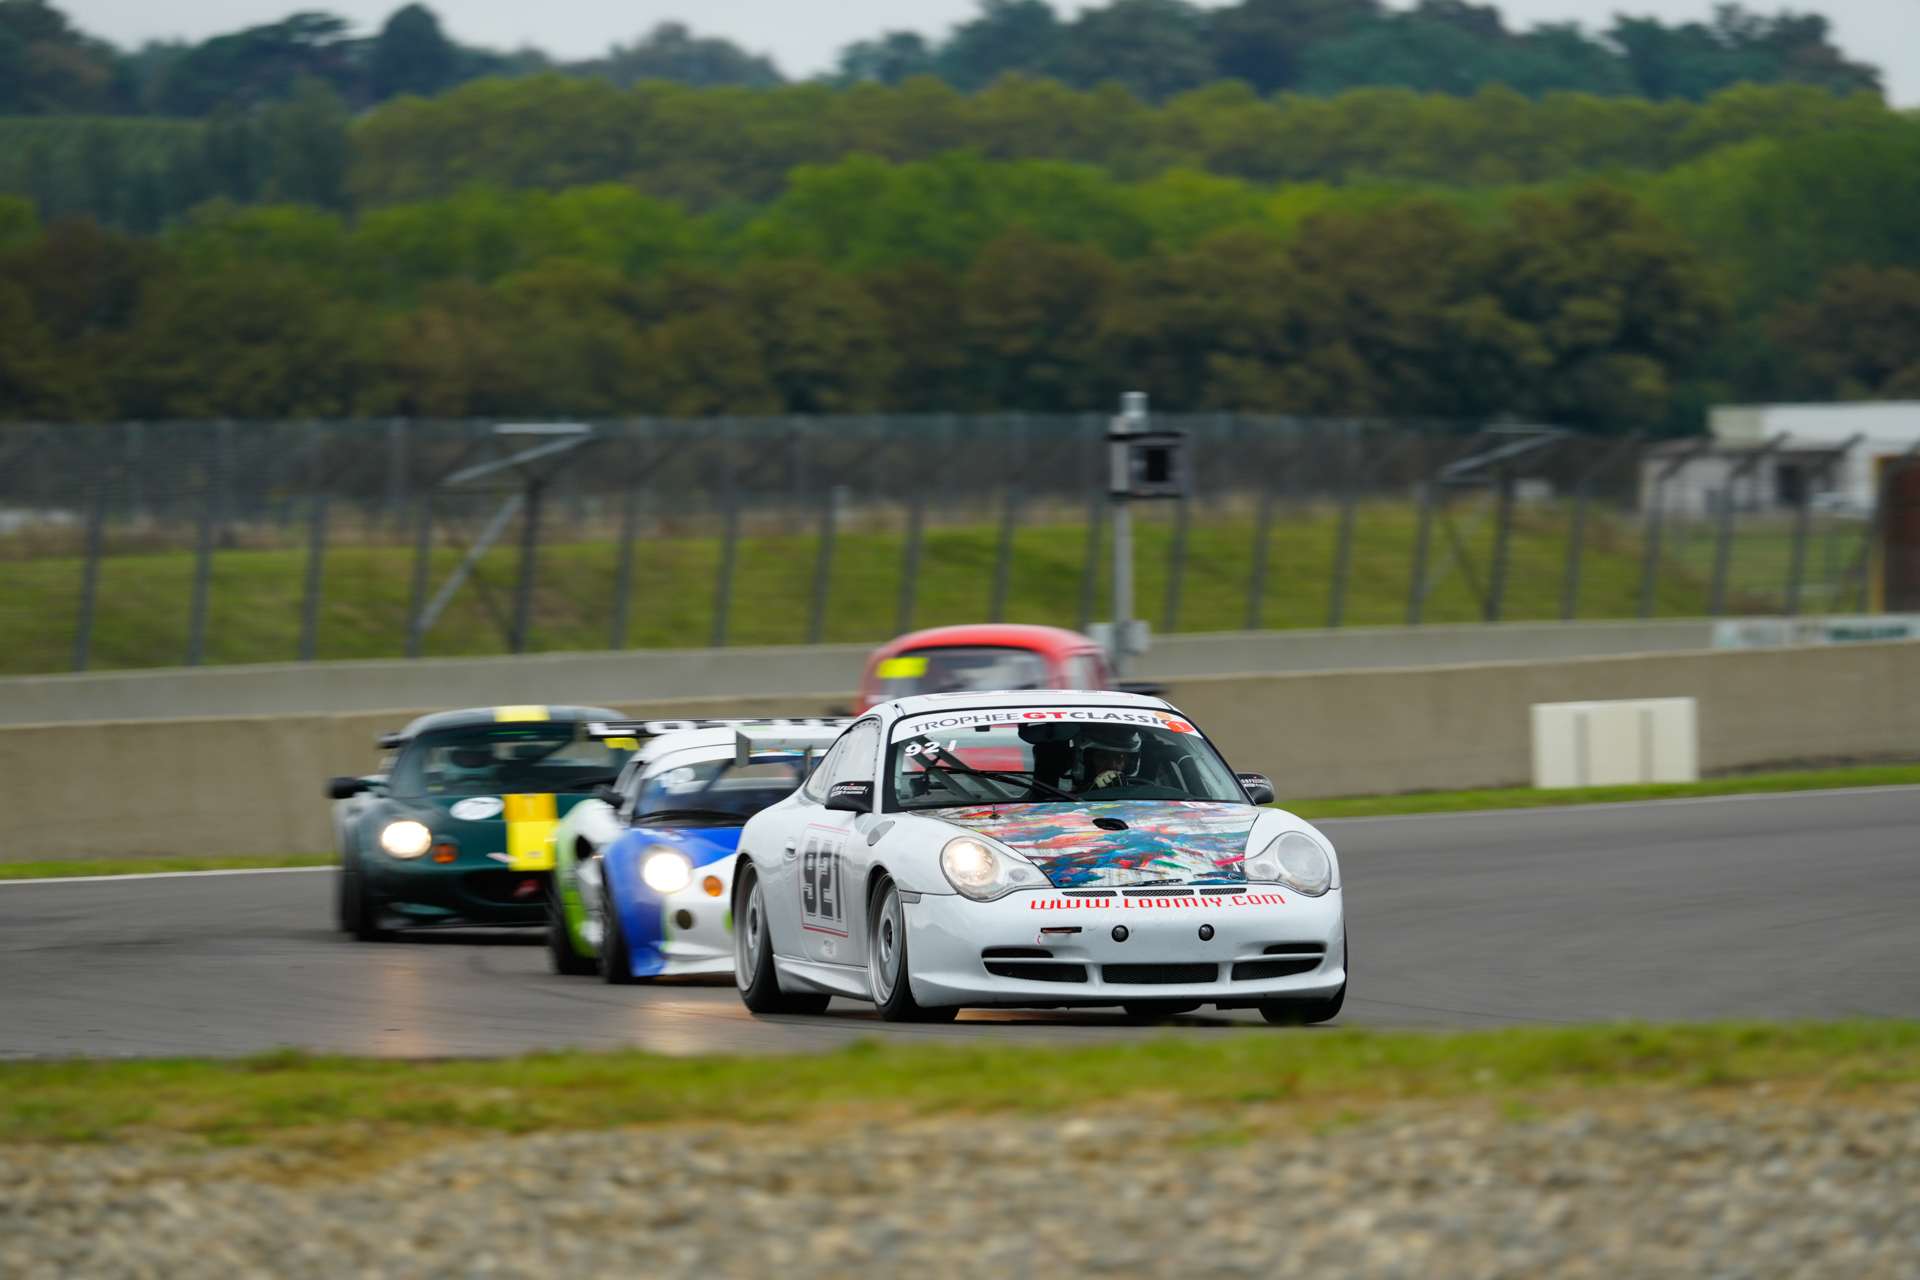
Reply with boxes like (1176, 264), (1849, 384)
(299, 490), (328, 662)
(184, 432), (220, 667)
(71, 480), (107, 672)
(405, 494), (435, 659)
(896, 491), (925, 635)
(1709, 436), (1786, 617)
(386, 418), (409, 531)
(1244, 486), (1275, 630)
(1406, 481), (1435, 625)
(1161, 491), (1189, 634)
(509, 480), (544, 654)
(807, 488), (837, 644)
(1076, 488), (1102, 633)
(609, 487), (641, 649)
(1326, 428), (1360, 628)
(988, 485), (1020, 623)
(1484, 467), (1516, 622)
(710, 494), (740, 648)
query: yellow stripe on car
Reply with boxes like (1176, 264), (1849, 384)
(504, 792), (559, 870)
(494, 705), (550, 722)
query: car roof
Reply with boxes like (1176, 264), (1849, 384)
(866, 624), (1097, 664)
(386, 705), (626, 745)
(871, 688), (1176, 721)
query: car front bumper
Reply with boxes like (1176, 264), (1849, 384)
(904, 886), (1345, 1008)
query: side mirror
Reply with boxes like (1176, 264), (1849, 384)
(592, 784), (623, 807)
(1237, 773), (1276, 806)
(327, 776), (370, 800)
(824, 780), (874, 814)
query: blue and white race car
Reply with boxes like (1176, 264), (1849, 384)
(729, 690), (1346, 1023)
(547, 720), (850, 981)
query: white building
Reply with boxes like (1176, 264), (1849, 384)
(1640, 401), (1920, 518)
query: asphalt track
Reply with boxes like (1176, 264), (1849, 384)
(3, 787), (1916, 1058)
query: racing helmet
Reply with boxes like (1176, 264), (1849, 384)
(1073, 725), (1142, 757)
(441, 744), (497, 782)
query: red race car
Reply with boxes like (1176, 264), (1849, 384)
(854, 624), (1116, 714)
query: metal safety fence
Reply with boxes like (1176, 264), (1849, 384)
(0, 415), (1883, 677)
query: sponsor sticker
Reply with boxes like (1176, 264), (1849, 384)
(878, 656), (929, 678)
(891, 708), (1202, 740)
(449, 796), (504, 821)
(1026, 891), (1286, 909)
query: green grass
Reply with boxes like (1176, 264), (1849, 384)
(0, 854), (333, 880)
(1285, 761), (1920, 820)
(0, 500), (1856, 676)
(3, 1022), (1915, 1146)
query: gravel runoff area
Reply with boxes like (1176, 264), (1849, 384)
(5, 1086), (1918, 1279)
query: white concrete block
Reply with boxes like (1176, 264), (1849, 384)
(1531, 697), (1698, 789)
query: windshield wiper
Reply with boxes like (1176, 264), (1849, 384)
(921, 746), (1079, 803)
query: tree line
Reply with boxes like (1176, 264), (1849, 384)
(2, 0), (1880, 119)
(1, 74), (1898, 231)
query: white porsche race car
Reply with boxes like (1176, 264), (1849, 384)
(731, 690), (1346, 1024)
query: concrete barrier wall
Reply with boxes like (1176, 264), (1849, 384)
(8, 639), (1917, 864)
(1173, 639), (1920, 800)
(0, 618), (1718, 726)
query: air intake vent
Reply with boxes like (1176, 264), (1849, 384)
(984, 961), (1088, 983)
(1122, 888), (1193, 898)
(1103, 963), (1217, 985)
(981, 946), (1052, 959)
(1062, 890), (1116, 898)
(1263, 942), (1327, 955)
(1232, 957), (1322, 981)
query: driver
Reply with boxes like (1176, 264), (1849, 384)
(1072, 725), (1142, 793)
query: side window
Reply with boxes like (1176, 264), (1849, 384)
(823, 720), (881, 789)
(1062, 653), (1102, 691)
(800, 736), (849, 802)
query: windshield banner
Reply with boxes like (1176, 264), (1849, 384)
(891, 707), (1199, 740)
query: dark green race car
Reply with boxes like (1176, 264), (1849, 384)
(329, 705), (635, 939)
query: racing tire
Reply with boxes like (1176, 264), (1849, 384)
(339, 860), (389, 942)
(600, 892), (641, 985)
(734, 865), (830, 1016)
(868, 875), (958, 1023)
(548, 887), (598, 977)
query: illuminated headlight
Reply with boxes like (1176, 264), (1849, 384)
(940, 836), (1044, 902)
(639, 845), (693, 894)
(1244, 831), (1332, 896)
(380, 820), (433, 858)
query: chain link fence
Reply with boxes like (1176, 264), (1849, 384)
(0, 415), (1877, 677)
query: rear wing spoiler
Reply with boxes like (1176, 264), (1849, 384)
(587, 717), (853, 769)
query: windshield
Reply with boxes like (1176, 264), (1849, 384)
(633, 753), (808, 826)
(874, 646), (1050, 700)
(392, 724), (631, 798)
(886, 710), (1242, 811)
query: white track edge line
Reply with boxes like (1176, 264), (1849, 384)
(1307, 782), (1920, 826)
(0, 865), (333, 887)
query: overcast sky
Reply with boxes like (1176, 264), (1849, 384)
(59, 0), (1920, 104)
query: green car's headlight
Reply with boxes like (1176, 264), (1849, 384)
(380, 820), (433, 859)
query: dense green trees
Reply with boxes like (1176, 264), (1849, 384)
(0, 180), (1727, 428)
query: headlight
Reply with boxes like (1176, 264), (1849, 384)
(939, 836), (1044, 902)
(639, 844), (693, 894)
(1244, 831), (1332, 896)
(380, 820), (433, 858)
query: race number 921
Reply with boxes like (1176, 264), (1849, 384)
(801, 831), (847, 936)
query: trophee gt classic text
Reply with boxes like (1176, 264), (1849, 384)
(730, 690), (1346, 1023)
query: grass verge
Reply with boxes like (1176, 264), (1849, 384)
(0, 854), (333, 881)
(1285, 762), (1920, 820)
(3, 1022), (1916, 1146)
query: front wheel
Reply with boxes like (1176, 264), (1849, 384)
(868, 876), (957, 1023)
(338, 860), (388, 942)
(734, 865), (830, 1015)
(548, 885), (597, 976)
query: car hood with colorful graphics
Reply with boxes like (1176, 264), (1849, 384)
(933, 801), (1258, 887)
